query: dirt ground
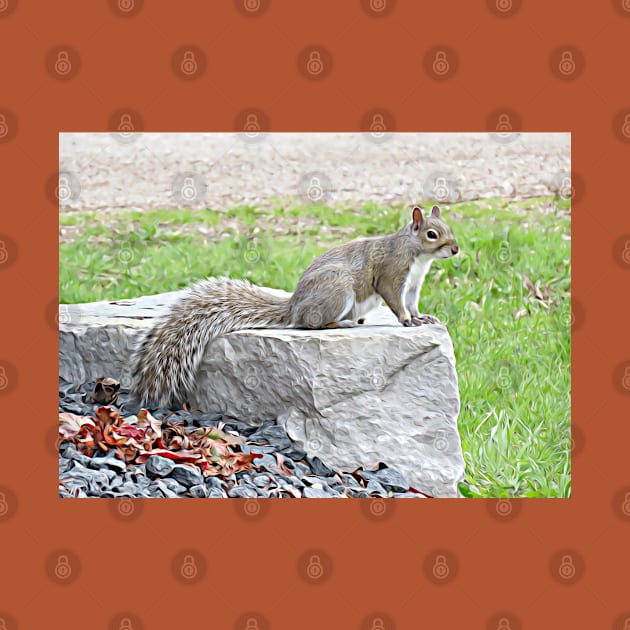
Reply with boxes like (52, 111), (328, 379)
(59, 132), (570, 212)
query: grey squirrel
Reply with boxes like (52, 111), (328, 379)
(132, 205), (459, 407)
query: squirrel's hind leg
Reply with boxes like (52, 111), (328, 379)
(290, 268), (356, 329)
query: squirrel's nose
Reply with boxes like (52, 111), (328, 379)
(451, 244), (459, 255)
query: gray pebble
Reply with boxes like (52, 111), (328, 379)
(341, 473), (362, 489)
(145, 455), (176, 479)
(303, 487), (335, 498)
(189, 484), (208, 498)
(250, 424), (292, 451)
(254, 453), (277, 471)
(205, 476), (226, 490)
(365, 479), (387, 496)
(161, 478), (187, 494)
(292, 462), (311, 478)
(374, 468), (409, 493)
(227, 485), (258, 498)
(89, 452), (126, 473)
(207, 487), (228, 498)
(253, 474), (272, 488)
(170, 464), (204, 487)
(281, 446), (306, 461)
(308, 456), (335, 477)
(153, 481), (179, 498)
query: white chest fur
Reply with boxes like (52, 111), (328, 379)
(403, 256), (433, 308)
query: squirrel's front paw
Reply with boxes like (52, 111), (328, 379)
(412, 314), (439, 325)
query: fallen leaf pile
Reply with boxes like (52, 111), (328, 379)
(59, 406), (262, 477)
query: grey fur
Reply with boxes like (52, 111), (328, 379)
(131, 207), (459, 407)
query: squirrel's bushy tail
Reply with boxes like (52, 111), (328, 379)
(131, 278), (290, 407)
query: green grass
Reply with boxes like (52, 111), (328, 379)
(60, 196), (571, 498)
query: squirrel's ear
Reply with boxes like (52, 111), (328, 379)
(412, 206), (423, 227)
(431, 205), (441, 218)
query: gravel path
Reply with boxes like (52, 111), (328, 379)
(59, 132), (570, 212)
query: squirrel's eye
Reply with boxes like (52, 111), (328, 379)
(426, 230), (438, 240)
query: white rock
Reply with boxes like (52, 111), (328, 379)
(59, 288), (465, 497)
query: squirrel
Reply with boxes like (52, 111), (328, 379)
(131, 205), (459, 407)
